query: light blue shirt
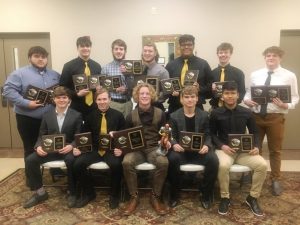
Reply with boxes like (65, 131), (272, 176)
(3, 65), (60, 119)
(56, 107), (68, 132)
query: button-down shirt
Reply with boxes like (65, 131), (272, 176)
(56, 107), (68, 132)
(244, 66), (299, 113)
(3, 65), (60, 119)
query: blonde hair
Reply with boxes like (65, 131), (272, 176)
(132, 83), (157, 103)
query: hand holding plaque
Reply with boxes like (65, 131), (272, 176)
(251, 85), (291, 104)
(41, 134), (65, 153)
(75, 132), (92, 153)
(72, 74), (89, 91)
(179, 131), (204, 151)
(102, 75), (122, 91)
(161, 78), (182, 94)
(157, 124), (172, 156)
(121, 60), (143, 75)
(228, 134), (253, 153)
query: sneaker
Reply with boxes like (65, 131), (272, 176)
(218, 198), (230, 215)
(245, 195), (264, 217)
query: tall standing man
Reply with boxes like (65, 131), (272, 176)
(165, 34), (213, 114)
(210, 42), (245, 108)
(3, 46), (60, 158)
(244, 46), (299, 196)
(59, 36), (101, 120)
(101, 39), (132, 118)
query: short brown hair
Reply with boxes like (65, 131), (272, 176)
(53, 86), (71, 98)
(263, 46), (284, 58)
(76, 36), (92, 47)
(28, 46), (48, 58)
(132, 83), (157, 103)
(181, 86), (199, 97)
(94, 87), (111, 100)
(179, 34), (195, 45)
(217, 42), (233, 54)
(111, 39), (127, 51)
(143, 42), (160, 62)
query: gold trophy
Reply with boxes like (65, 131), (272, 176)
(157, 124), (172, 156)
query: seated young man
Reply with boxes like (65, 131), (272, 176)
(209, 82), (267, 216)
(121, 83), (170, 216)
(24, 86), (82, 208)
(167, 86), (219, 209)
(72, 88), (125, 209)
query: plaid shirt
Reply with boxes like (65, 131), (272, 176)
(101, 60), (127, 100)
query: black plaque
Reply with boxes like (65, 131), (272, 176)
(179, 131), (204, 151)
(24, 85), (50, 105)
(99, 134), (112, 151)
(146, 76), (160, 95)
(113, 126), (146, 154)
(41, 134), (65, 153)
(122, 60), (143, 75)
(133, 75), (146, 88)
(72, 74), (88, 91)
(103, 75), (122, 91)
(45, 84), (59, 104)
(88, 75), (100, 89)
(228, 134), (253, 153)
(213, 81), (229, 98)
(251, 85), (291, 104)
(184, 70), (199, 86)
(98, 75), (107, 86)
(161, 78), (182, 94)
(171, 78), (182, 92)
(75, 132), (92, 153)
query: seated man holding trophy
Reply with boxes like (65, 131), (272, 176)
(121, 83), (170, 216)
(72, 88), (126, 209)
(167, 86), (219, 209)
(23, 86), (82, 208)
(209, 82), (267, 216)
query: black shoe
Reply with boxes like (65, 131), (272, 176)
(272, 180), (283, 196)
(218, 198), (230, 215)
(200, 193), (213, 209)
(23, 192), (49, 209)
(75, 193), (96, 208)
(169, 198), (179, 208)
(245, 195), (263, 217)
(109, 196), (119, 209)
(67, 195), (77, 208)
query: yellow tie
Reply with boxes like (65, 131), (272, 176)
(181, 59), (188, 86)
(84, 62), (93, 106)
(99, 113), (107, 156)
(218, 68), (225, 107)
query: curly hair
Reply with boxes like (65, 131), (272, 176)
(132, 83), (157, 103)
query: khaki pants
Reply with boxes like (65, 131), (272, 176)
(216, 150), (267, 198)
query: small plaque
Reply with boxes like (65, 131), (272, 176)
(113, 126), (146, 154)
(24, 85), (50, 105)
(98, 75), (107, 86)
(75, 132), (92, 153)
(103, 75), (122, 91)
(88, 75), (100, 89)
(133, 75), (146, 87)
(122, 60), (143, 75)
(161, 78), (182, 94)
(146, 76), (160, 95)
(45, 84), (59, 104)
(72, 74), (88, 91)
(99, 134), (112, 151)
(184, 70), (199, 86)
(213, 81), (229, 98)
(179, 131), (204, 151)
(41, 134), (65, 152)
(251, 85), (291, 104)
(228, 134), (253, 153)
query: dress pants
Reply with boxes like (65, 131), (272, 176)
(122, 147), (169, 196)
(16, 114), (41, 158)
(254, 113), (285, 180)
(216, 150), (267, 198)
(167, 150), (219, 199)
(73, 151), (123, 198)
(25, 151), (76, 194)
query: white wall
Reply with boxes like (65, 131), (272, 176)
(1, 0), (300, 84)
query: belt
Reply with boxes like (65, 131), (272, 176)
(111, 98), (127, 103)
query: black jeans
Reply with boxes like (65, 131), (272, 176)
(25, 151), (76, 194)
(16, 114), (41, 158)
(167, 150), (219, 199)
(73, 151), (123, 198)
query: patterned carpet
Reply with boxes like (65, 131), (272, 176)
(0, 169), (299, 225)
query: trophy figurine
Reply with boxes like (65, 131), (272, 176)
(157, 124), (172, 156)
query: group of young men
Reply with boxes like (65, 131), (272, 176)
(3, 34), (298, 217)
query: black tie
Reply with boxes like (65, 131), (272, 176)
(260, 71), (273, 116)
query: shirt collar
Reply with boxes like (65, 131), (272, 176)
(56, 107), (68, 116)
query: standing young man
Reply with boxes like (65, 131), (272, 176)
(3, 46), (60, 158)
(210, 82), (267, 216)
(244, 46), (299, 196)
(210, 42), (245, 108)
(59, 36), (101, 120)
(23, 86), (82, 208)
(167, 86), (219, 209)
(121, 83), (170, 216)
(165, 34), (213, 114)
(101, 39), (132, 118)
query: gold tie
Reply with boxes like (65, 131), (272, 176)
(84, 62), (93, 106)
(98, 113), (107, 156)
(218, 68), (225, 107)
(181, 59), (188, 86)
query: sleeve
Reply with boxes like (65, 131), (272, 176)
(199, 61), (213, 99)
(237, 70), (246, 103)
(288, 72), (299, 109)
(202, 114), (213, 149)
(209, 111), (224, 149)
(247, 113), (260, 148)
(59, 63), (76, 92)
(169, 117), (179, 146)
(34, 117), (48, 149)
(70, 113), (83, 147)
